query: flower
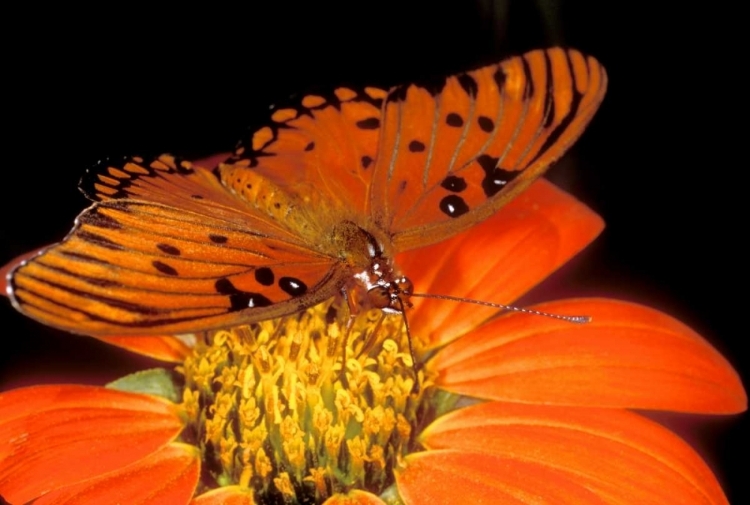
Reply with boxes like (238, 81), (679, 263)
(0, 178), (745, 504)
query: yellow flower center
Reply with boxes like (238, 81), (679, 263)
(179, 300), (436, 503)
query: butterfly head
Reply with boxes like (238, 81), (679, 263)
(351, 255), (414, 314)
(367, 274), (414, 314)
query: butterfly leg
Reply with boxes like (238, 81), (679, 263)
(394, 304), (421, 395)
(360, 311), (387, 356)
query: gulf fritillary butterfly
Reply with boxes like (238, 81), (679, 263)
(7, 47), (606, 336)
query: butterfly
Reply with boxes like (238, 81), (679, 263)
(7, 47), (606, 337)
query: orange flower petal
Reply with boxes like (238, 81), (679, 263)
(396, 450), (607, 505)
(95, 334), (193, 362)
(420, 402), (729, 505)
(322, 490), (387, 504)
(397, 179), (604, 349)
(191, 485), (256, 504)
(32, 442), (199, 505)
(430, 298), (746, 413)
(0, 385), (185, 504)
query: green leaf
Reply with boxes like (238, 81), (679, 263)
(107, 368), (183, 403)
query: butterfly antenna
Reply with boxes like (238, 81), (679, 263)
(410, 293), (591, 324)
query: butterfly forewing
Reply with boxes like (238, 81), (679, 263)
(369, 48), (607, 251)
(9, 155), (346, 334)
(219, 86), (388, 222)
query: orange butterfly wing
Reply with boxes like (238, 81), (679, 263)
(218, 85), (387, 221)
(369, 48), (607, 251)
(8, 155), (345, 334)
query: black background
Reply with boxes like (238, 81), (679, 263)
(1, 2), (746, 502)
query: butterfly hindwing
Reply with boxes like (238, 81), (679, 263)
(9, 155), (346, 335)
(369, 48), (607, 251)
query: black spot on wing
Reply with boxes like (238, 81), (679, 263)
(224, 292), (270, 311)
(476, 154), (520, 197)
(157, 243), (181, 256)
(441, 175), (467, 193)
(477, 116), (494, 133)
(446, 113), (464, 127)
(304, 141), (315, 151)
(254, 267), (274, 286)
(152, 260), (178, 276)
(408, 140), (426, 153)
(356, 117), (380, 130)
(439, 195), (469, 218)
(279, 277), (307, 296)
(361, 156), (373, 169)
(215, 277), (273, 311)
(209, 234), (228, 244)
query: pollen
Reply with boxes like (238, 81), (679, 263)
(179, 300), (432, 503)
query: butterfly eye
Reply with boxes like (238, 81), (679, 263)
(395, 278), (413, 295)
